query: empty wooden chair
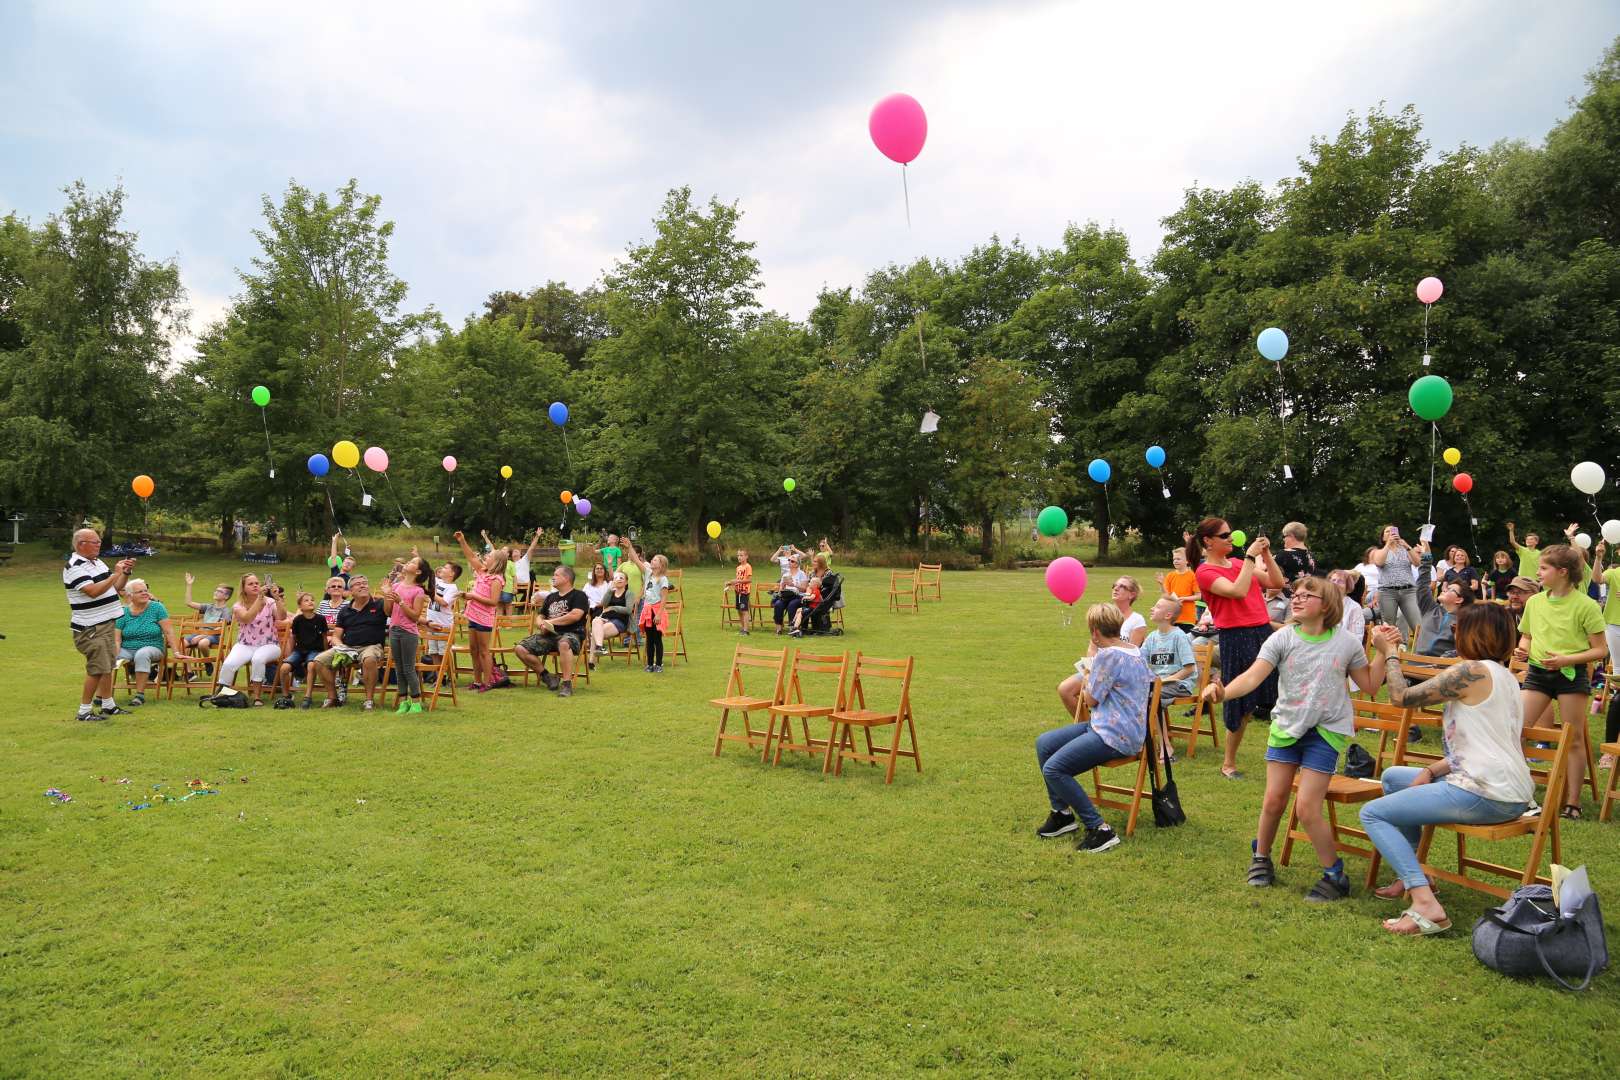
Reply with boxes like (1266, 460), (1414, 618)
(767, 650), (850, 770)
(1414, 717), (1574, 899)
(1084, 680), (1164, 837)
(917, 563), (943, 602)
(1163, 642), (1219, 758)
(711, 645), (789, 759)
(665, 600), (689, 664)
(1280, 700), (1413, 888)
(166, 620), (233, 696)
(1600, 741), (1620, 823)
(488, 612), (536, 685)
(827, 653), (921, 784)
(887, 570), (919, 614)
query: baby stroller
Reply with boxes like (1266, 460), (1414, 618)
(801, 572), (844, 636)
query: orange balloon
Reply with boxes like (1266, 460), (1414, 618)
(131, 475), (154, 499)
(560, 490), (573, 503)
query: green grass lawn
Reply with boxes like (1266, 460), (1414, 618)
(2, 544), (1617, 1077)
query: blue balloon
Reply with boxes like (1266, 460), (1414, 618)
(307, 453), (330, 478)
(1088, 458), (1111, 484)
(1145, 445), (1166, 469)
(1256, 326), (1288, 362)
(548, 401), (569, 426)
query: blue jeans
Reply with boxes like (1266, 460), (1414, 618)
(117, 645), (164, 674)
(1359, 767), (1526, 889)
(1036, 722), (1125, 830)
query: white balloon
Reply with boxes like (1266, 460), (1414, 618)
(1575, 532), (1592, 550)
(1603, 520), (1620, 545)
(1571, 460), (1606, 495)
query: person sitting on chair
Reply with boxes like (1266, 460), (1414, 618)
(313, 575), (388, 710)
(515, 565), (589, 697)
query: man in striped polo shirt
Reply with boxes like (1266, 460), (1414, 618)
(64, 528), (135, 720)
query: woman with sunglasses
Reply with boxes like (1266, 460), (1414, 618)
(1189, 518), (1286, 780)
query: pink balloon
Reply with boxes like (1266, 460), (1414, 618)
(442, 455), (458, 473)
(1416, 276), (1443, 305)
(869, 93), (927, 165)
(574, 498), (591, 517)
(363, 446), (389, 472)
(1044, 556), (1088, 606)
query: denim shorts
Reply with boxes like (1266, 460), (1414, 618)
(499, 591), (514, 604)
(284, 649), (319, 670)
(1264, 726), (1340, 774)
(1522, 663), (1590, 696)
(467, 619), (492, 634)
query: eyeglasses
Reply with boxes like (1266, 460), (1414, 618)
(1213, 531), (1232, 540)
(1294, 593), (1324, 603)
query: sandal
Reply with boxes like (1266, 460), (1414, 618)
(1560, 805), (1584, 821)
(1304, 872), (1351, 903)
(1374, 881), (1408, 901)
(1383, 908), (1452, 936)
(1221, 769), (1245, 781)
(1246, 854), (1275, 888)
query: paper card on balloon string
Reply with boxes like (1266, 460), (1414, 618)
(1471, 518), (1478, 526)
(1422, 353), (1431, 367)
(919, 410), (939, 434)
(1420, 524), (1435, 543)
(1283, 465), (1293, 480)
(1161, 486), (1172, 500)
(362, 493), (373, 508)
(268, 468), (276, 479)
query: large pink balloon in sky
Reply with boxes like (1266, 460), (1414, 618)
(869, 93), (928, 165)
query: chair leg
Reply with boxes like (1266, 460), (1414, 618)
(1123, 754), (1149, 837)
(1279, 797), (1300, 867)
(883, 723), (902, 784)
(821, 721), (841, 773)
(713, 709), (731, 756)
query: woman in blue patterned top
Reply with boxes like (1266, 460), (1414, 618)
(1034, 603), (1154, 853)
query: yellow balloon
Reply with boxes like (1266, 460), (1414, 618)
(1442, 447), (1461, 467)
(706, 520), (722, 539)
(500, 465), (513, 479)
(332, 440), (360, 469)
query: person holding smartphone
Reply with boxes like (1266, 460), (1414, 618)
(1371, 525), (1424, 640)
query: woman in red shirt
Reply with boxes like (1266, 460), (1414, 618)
(1190, 517), (1286, 780)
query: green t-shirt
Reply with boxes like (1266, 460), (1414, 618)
(601, 545), (623, 573)
(1519, 588), (1605, 670)
(1605, 568), (1620, 626)
(621, 558), (643, 600)
(1515, 544), (1542, 580)
(115, 600), (170, 652)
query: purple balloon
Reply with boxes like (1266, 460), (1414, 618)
(574, 498), (591, 517)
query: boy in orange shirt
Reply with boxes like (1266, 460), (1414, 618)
(1158, 547), (1201, 630)
(726, 548), (754, 635)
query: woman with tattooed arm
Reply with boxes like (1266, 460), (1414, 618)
(1356, 605), (1535, 937)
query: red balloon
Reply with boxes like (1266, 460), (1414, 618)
(1452, 472), (1473, 494)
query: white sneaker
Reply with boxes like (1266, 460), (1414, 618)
(1522, 801), (1542, 819)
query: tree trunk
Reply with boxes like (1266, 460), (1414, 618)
(908, 496), (921, 544)
(979, 507), (994, 562)
(1094, 489), (1111, 560)
(103, 504), (118, 546)
(219, 512), (235, 554)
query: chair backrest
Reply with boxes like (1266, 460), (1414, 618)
(847, 652), (914, 715)
(784, 649), (850, 709)
(1352, 699), (1413, 773)
(1523, 713), (1574, 796)
(726, 644), (788, 702)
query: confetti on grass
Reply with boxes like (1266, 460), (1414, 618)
(43, 788), (72, 804)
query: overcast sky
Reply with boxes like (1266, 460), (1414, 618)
(2, 1), (1615, 349)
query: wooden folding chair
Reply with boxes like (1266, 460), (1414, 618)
(665, 601), (689, 664)
(887, 570), (919, 614)
(917, 563), (943, 602)
(419, 626), (459, 709)
(604, 616), (643, 666)
(721, 584), (741, 630)
(711, 645), (789, 759)
(767, 650), (850, 769)
(541, 615), (592, 687)
(166, 620), (232, 696)
(488, 612), (536, 685)
(1600, 741), (1620, 823)
(1163, 643), (1219, 758)
(1394, 650), (1463, 768)
(827, 653), (921, 784)
(1415, 719), (1573, 899)
(1081, 680), (1164, 837)
(1281, 700), (1413, 888)
(450, 610), (478, 687)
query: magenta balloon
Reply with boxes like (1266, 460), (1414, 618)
(1415, 276), (1444, 305)
(869, 93), (928, 165)
(574, 498), (591, 517)
(363, 446), (389, 472)
(1044, 556), (1088, 606)
(442, 455), (457, 473)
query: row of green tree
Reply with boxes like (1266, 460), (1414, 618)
(4, 43), (1620, 568)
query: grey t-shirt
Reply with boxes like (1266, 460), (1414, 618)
(1257, 625), (1368, 740)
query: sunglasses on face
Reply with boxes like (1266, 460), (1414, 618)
(1213, 531), (1232, 540)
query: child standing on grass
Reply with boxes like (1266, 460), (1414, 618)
(1514, 544), (1608, 819)
(626, 537), (673, 673)
(454, 531), (508, 691)
(726, 548), (754, 635)
(380, 557), (431, 714)
(1203, 576), (1388, 901)
(1158, 548), (1201, 631)
(426, 561), (462, 668)
(276, 591), (328, 708)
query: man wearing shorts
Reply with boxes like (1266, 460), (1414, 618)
(314, 575), (388, 709)
(64, 528), (135, 721)
(515, 565), (589, 697)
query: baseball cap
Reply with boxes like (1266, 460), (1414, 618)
(1508, 576), (1541, 594)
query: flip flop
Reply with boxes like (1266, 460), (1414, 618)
(1374, 882), (1408, 901)
(1221, 769), (1244, 781)
(1383, 908), (1451, 936)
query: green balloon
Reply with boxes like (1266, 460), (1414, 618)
(783, 477), (796, 492)
(1408, 375), (1452, 422)
(251, 385), (271, 407)
(1036, 505), (1068, 537)
(1231, 529), (1248, 548)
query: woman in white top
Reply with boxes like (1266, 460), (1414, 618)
(1358, 605), (1533, 937)
(1328, 569), (1365, 644)
(1109, 576), (1149, 648)
(1353, 547), (1382, 619)
(582, 562), (612, 613)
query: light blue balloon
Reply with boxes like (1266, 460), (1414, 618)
(1088, 458), (1111, 484)
(1145, 445), (1166, 469)
(548, 401), (569, 426)
(1256, 326), (1288, 362)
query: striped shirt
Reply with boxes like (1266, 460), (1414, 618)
(63, 554), (123, 629)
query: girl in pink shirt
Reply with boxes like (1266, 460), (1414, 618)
(454, 531), (508, 691)
(381, 557), (431, 713)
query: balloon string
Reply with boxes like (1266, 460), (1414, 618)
(1276, 362), (1288, 474)
(901, 164), (911, 230)
(324, 485), (345, 546)
(1422, 304), (1430, 359)
(381, 472), (409, 527)
(1426, 423), (1437, 524)
(259, 408), (274, 476)
(915, 313), (926, 375)
(562, 428), (574, 472)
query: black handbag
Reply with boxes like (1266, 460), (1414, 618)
(1343, 743), (1375, 779)
(1472, 879), (1609, 991)
(1148, 724), (1186, 828)
(198, 687), (248, 709)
